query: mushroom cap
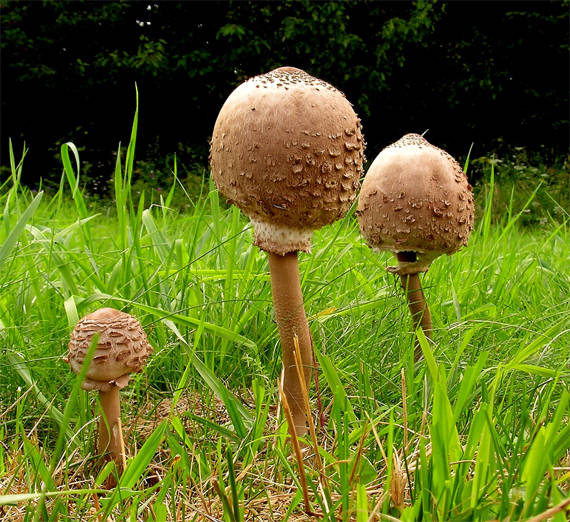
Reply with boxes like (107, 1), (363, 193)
(65, 308), (153, 392)
(356, 134), (475, 274)
(210, 66), (365, 255)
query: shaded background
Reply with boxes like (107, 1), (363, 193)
(1, 0), (568, 191)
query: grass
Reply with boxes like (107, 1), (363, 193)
(0, 113), (569, 521)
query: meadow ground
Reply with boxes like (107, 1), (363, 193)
(0, 137), (569, 520)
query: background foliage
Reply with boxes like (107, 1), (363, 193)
(1, 0), (568, 190)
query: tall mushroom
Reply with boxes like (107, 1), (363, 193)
(65, 308), (153, 481)
(210, 67), (365, 435)
(356, 134), (474, 359)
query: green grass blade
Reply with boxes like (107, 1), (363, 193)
(314, 347), (356, 423)
(4, 351), (72, 440)
(226, 445), (242, 522)
(120, 421), (168, 489)
(191, 354), (251, 438)
(0, 489), (107, 506)
(356, 483), (368, 522)
(100, 297), (257, 349)
(0, 191), (43, 266)
(142, 208), (171, 264)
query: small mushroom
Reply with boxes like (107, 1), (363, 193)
(65, 308), (153, 482)
(356, 134), (474, 359)
(210, 66), (365, 435)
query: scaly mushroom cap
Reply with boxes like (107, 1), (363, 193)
(210, 66), (365, 255)
(65, 308), (153, 392)
(357, 134), (474, 274)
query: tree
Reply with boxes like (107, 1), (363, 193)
(1, 0), (567, 188)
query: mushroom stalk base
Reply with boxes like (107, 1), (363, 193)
(268, 252), (313, 436)
(98, 387), (126, 484)
(398, 272), (433, 360)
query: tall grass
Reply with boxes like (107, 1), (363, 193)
(0, 111), (568, 520)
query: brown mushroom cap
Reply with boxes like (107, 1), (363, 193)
(357, 134), (474, 274)
(65, 308), (153, 391)
(210, 66), (365, 255)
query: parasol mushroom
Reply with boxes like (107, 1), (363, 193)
(65, 307), (153, 482)
(210, 66), (365, 435)
(356, 133), (474, 359)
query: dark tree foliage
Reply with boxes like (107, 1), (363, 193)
(1, 0), (568, 188)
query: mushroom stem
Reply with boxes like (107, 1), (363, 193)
(268, 251), (313, 436)
(398, 272), (432, 360)
(98, 387), (126, 481)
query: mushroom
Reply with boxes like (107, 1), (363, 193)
(210, 66), (365, 435)
(356, 133), (474, 359)
(65, 307), (153, 481)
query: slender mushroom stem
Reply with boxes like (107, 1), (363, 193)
(397, 253), (432, 361)
(268, 251), (313, 436)
(98, 387), (126, 481)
